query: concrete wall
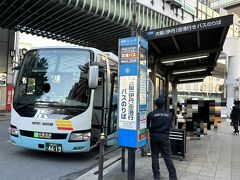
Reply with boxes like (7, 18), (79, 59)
(137, 0), (194, 23)
(0, 28), (15, 109)
(223, 37), (240, 117)
(0, 28), (9, 75)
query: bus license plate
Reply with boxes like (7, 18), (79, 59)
(45, 143), (62, 152)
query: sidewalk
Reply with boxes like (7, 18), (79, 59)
(0, 112), (10, 121)
(77, 120), (240, 180)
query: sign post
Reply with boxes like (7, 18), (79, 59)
(118, 36), (148, 179)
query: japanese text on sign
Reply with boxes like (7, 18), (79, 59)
(152, 19), (222, 37)
(120, 46), (138, 64)
(119, 76), (137, 130)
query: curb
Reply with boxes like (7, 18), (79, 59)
(75, 156), (121, 180)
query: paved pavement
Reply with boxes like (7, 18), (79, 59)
(78, 120), (240, 180)
(0, 119), (119, 180)
(0, 112), (10, 121)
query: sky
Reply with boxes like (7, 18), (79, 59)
(19, 32), (76, 47)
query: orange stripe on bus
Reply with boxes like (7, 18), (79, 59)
(57, 127), (73, 130)
(56, 123), (72, 127)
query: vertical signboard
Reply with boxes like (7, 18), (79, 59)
(118, 36), (148, 148)
(6, 84), (12, 111)
(138, 38), (148, 147)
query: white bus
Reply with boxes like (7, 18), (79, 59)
(9, 47), (119, 153)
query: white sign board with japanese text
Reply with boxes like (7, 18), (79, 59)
(119, 76), (137, 130)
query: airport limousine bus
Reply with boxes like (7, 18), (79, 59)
(9, 47), (119, 153)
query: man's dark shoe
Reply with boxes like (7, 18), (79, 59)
(153, 175), (160, 180)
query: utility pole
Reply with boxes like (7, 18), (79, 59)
(131, 0), (137, 37)
(118, 1), (147, 179)
(128, 1), (137, 180)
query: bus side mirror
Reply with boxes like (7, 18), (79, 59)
(88, 65), (99, 89)
(12, 70), (19, 88)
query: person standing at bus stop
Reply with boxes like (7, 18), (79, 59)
(231, 100), (240, 135)
(147, 96), (177, 180)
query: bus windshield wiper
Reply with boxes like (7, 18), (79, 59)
(36, 101), (87, 109)
(15, 101), (87, 109)
(15, 101), (61, 110)
(35, 101), (62, 106)
(15, 102), (35, 110)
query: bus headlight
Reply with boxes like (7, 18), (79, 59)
(9, 125), (18, 137)
(69, 132), (91, 142)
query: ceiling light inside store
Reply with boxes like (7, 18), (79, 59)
(179, 78), (204, 82)
(161, 53), (209, 64)
(173, 68), (207, 74)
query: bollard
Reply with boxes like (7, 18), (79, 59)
(141, 147), (145, 157)
(121, 147), (125, 172)
(98, 133), (105, 180)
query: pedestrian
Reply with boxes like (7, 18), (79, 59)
(147, 96), (177, 180)
(231, 100), (240, 135)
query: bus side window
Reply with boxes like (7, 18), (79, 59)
(108, 74), (118, 134)
(93, 72), (104, 107)
(92, 72), (104, 125)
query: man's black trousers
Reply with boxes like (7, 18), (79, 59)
(233, 119), (239, 133)
(150, 133), (177, 180)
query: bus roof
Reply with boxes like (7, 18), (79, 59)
(105, 52), (118, 63)
(31, 46), (102, 53)
(30, 46), (119, 63)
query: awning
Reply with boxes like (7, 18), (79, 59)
(0, 0), (179, 52)
(143, 15), (233, 83)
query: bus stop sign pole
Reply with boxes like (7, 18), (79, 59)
(128, 1), (137, 180)
(118, 1), (148, 179)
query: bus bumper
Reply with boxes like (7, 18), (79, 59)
(10, 135), (91, 153)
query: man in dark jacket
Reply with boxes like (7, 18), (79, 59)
(147, 96), (177, 180)
(231, 100), (240, 135)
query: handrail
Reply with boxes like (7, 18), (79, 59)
(94, 134), (125, 180)
(94, 157), (122, 175)
(95, 146), (121, 160)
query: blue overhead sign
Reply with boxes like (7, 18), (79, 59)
(118, 36), (148, 148)
(119, 37), (138, 47)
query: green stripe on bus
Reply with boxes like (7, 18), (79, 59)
(34, 132), (38, 138)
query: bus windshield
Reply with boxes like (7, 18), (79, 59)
(13, 48), (92, 112)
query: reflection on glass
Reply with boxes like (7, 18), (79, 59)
(14, 49), (91, 110)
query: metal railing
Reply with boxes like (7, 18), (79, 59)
(93, 133), (125, 180)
